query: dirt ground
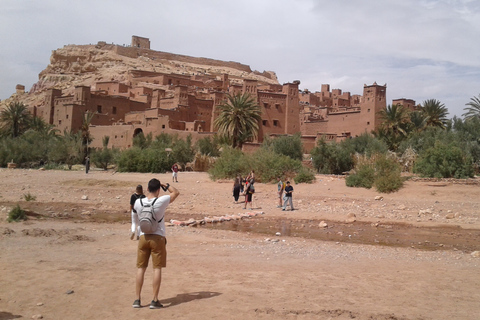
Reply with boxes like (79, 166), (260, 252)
(1, 168), (479, 320)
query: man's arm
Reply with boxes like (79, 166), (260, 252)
(162, 183), (180, 203)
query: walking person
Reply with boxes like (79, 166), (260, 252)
(130, 185), (146, 240)
(233, 176), (242, 203)
(243, 179), (255, 210)
(85, 156), (90, 174)
(277, 177), (285, 208)
(171, 163), (179, 182)
(282, 181), (294, 211)
(132, 179), (180, 309)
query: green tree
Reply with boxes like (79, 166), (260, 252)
(213, 93), (261, 148)
(0, 102), (32, 138)
(81, 111), (94, 157)
(409, 110), (426, 133)
(48, 130), (83, 169)
(462, 94), (480, 121)
(91, 136), (116, 170)
(421, 99), (449, 129)
(263, 133), (303, 161)
(376, 104), (410, 150)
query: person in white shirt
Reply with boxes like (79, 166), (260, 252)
(132, 178), (179, 309)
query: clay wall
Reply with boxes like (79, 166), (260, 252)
(393, 98), (417, 111)
(257, 91), (287, 140)
(131, 36), (150, 49)
(95, 82), (129, 95)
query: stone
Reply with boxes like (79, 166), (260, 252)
(275, 232), (281, 236)
(81, 195), (88, 200)
(346, 213), (356, 223)
(31, 315), (43, 319)
(374, 196), (383, 201)
(445, 213), (455, 219)
(66, 290), (74, 294)
(471, 251), (480, 258)
(318, 221), (328, 228)
(398, 205), (406, 210)
(419, 209), (433, 215)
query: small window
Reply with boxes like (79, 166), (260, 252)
(162, 125), (165, 129)
(97, 105), (102, 113)
(112, 107), (117, 115)
(59, 120), (62, 125)
(66, 114), (69, 119)
(368, 109), (371, 112)
(273, 120), (279, 127)
(367, 122), (370, 125)
(262, 120), (267, 126)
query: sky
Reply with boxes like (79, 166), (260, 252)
(1, 0), (479, 118)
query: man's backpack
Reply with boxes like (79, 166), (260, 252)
(138, 198), (163, 234)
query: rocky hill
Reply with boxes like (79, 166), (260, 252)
(1, 41), (279, 109)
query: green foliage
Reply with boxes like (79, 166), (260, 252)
(346, 164), (375, 189)
(247, 148), (302, 183)
(346, 154), (403, 192)
(7, 205), (26, 222)
(171, 135), (195, 168)
(310, 139), (354, 174)
(195, 136), (221, 157)
(48, 130), (84, 170)
(133, 132), (153, 149)
(208, 147), (248, 180)
(463, 94), (480, 121)
(421, 99), (449, 129)
(23, 193), (36, 201)
(374, 155), (404, 193)
(117, 146), (171, 173)
(414, 143), (474, 178)
(213, 92), (262, 148)
(0, 102), (33, 138)
(263, 133), (303, 161)
(293, 166), (316, 184)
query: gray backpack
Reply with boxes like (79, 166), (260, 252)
(138, 198), (163, 234)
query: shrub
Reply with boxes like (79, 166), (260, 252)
(414, 143), (474, 178)
(310, 140), (354, 174)
(263, 133), (303, 161)
(346, 163), (375, 188)
(208, 147), (248, 180)
(346, 154), (403, 193)
(8, 205), (27, 222)
(293, 167), (316, 184)
(374, 155), (404, 193)
(23, 193), (36, 201)
(247, 148), (302, 183)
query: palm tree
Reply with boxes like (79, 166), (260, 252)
(378, 104), (410, 136)
(0, 102), (32, 138)
(462, 94), (480, 120)
(214, 93), (262, 148)
(421, 99), (448, 129)
(409, 110), (426, 132)
(81, 111), (95, 157)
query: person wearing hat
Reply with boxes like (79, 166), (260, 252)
(130, 185), (146, 240)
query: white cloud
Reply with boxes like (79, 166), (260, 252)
(0, 0), (479, 117)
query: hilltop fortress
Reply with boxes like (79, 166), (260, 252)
(12, 36), (415, 152)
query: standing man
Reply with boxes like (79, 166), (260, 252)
(132, 178), (180, 309)
(85, 156), (90, 174)
(282, 181), (294, 211)
(277, 177), (285, 208)
(171, 163), (179, 183)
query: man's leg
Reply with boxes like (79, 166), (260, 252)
(152, 268), (162, 301)
(289, 197), (294, 210)
(136, 267), (147, 300)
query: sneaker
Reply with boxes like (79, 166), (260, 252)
(132, 299), (141, 308)
(282, 208), (285, 211)
(130, 232), (135, 240)
(150, 300), (163, 309)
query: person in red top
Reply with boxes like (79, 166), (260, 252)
(171, 163), (179, 183)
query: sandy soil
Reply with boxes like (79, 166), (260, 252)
(1, 169), (479, 320)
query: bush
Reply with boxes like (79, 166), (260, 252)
(208, 147), (248, 180)
(23, 193), (36, 201)
(346, 163), (375, 188)
(8, 205), (26, 222)
(346, 154), (403, 193)
(263, 133), (303, 161)
(293, 167), (316, 184)
(414, 143), (474, 178)
(374, 155), (404, 193)
(310, 140), (354, 174)
(247, 148), (302, 183)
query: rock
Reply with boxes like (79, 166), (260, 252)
(81, 195), (88, 200)
(374, 196), (383, 201)
(66, 290), (74, 294)
(275, 232), (281, 236)
(37, 303), (44, 306)
(398, 205), (406, 210)
(445, 213), (455, 219)
(471, 251), (480, 258)
(318, 221), (328, 228)
(419, 209), (433, 215)
(31, 315), (43, 319)
(346, 213), (356, 223)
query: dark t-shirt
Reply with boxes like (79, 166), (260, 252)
(130, 193), (146, 212)
(284, 185), (293, 197)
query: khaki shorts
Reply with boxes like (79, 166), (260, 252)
(137, 234), (167, 269)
